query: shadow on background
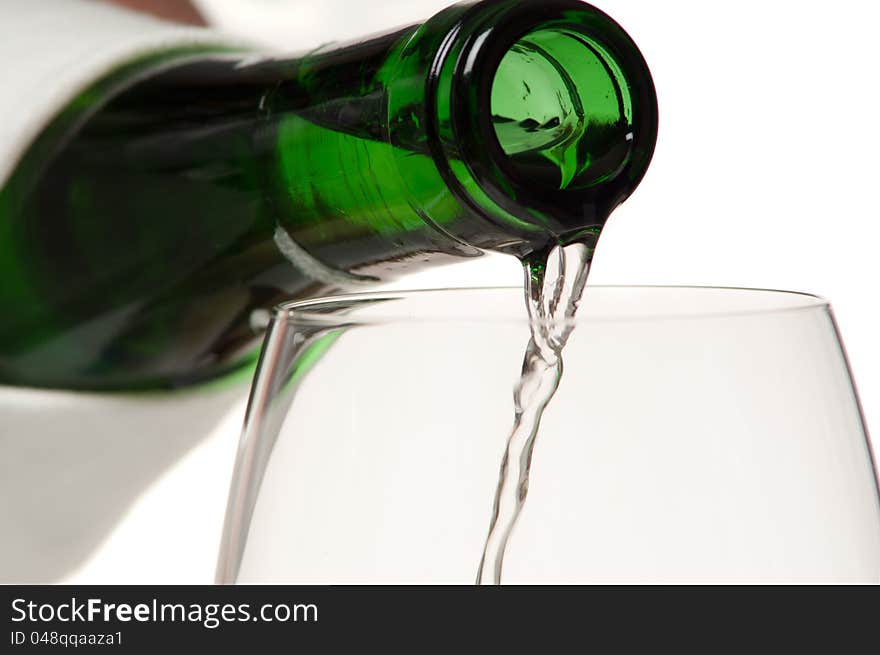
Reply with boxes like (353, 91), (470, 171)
(0, 382), (248, 583)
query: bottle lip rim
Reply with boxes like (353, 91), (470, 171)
(272, 285), (831, 326)
(426, 0), (659, 245)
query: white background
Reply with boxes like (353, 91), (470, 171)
(2, 0), (877, 583)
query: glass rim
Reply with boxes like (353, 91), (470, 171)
(272, 285), (830, 327)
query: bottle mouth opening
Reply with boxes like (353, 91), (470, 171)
(490, 26), (634, 193)
(432, 0), (658, 248)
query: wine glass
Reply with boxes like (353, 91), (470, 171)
(216, 287), (880, 583)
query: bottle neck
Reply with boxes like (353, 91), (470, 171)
(11, 0), (656, 274)
(261, 0), (658, 265)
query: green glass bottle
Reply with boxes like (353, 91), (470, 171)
(0, 0), (657, 390)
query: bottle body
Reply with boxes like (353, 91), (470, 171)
(0, 0), (657, 390)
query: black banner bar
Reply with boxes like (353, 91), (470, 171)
(2, 586), (878, 651)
